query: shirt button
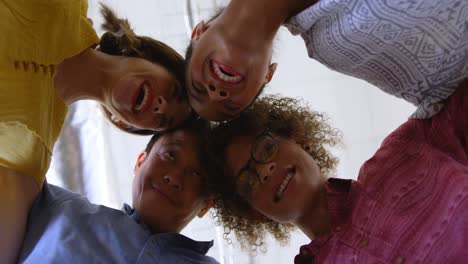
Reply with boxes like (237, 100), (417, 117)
(335, 226), (342, 232)
(394, 256), (405, 264)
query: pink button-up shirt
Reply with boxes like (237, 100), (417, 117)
(296, 82), (468, 263)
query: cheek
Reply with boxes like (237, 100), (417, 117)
(250, 194), (276, 217)
(250, 188), (303, 223)
(132, 171), (143, 201)
(111, 76), (137, 106)
(187, 43), (208, 80)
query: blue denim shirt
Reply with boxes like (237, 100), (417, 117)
(18, 182), (219, 264)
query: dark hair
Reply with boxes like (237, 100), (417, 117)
(98, 4), (187, 135)
(207, 95), (341, 252)
(144, 117), (217, 196)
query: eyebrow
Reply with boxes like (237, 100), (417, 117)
(190, 81), (206, 101)
(162, 139), (183, 148)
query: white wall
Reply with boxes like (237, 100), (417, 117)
(65, 1), (416, 263)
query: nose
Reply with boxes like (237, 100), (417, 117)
(207, 84), (230, 101)
(256, 162), (276, 183)
(163, 174), (182, 191)
(153, 96), (167, 114)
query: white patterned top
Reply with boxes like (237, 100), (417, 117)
(285, 0), (468, 118)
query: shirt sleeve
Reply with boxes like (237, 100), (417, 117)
(284, 0), (468, 119)
(0, 0), (99, 65)
(0, 0), (99, 186)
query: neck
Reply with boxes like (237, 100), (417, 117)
(295, 183), (332, 240)
(54, 49), (119, 105)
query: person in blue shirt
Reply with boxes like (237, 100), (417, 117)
(17, 118), (219, 264)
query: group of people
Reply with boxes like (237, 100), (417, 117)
(1, 0), (467, 263)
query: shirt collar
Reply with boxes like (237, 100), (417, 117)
(122, 204), (214, 255)
(325, 178), (355, 229)
(156, 232), (214, 255)
(122, 203), (151, 233)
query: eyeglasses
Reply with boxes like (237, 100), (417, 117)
(235, 130), (279, 199)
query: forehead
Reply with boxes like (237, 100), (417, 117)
(154, 130), (200, 156)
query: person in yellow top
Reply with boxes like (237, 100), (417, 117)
(0, 2), (191, 262)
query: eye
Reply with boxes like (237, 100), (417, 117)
(164, 151), (176, 160)
(192, 81), (207, 95)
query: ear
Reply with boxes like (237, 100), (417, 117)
(265, 63), (278, 84)
(197, 198), (214, 218)
(134, 152), (147, 172)
(191, 20), (209, 40)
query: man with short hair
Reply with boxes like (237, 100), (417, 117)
(17, 119), (219, 263)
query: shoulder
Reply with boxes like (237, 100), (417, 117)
(35, 182), (83, 208)
(0, 0), (98, 65)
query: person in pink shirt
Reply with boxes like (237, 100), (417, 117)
(207, 81), (468, 263)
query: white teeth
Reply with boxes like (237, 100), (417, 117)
(275, 170), (294, 199)
(134, 84), (149, 112)
(213, 63), (242, 83)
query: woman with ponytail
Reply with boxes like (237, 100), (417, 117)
(0, 2), (190, 262)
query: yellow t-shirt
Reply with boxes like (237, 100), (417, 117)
(0, 0), (99, 186)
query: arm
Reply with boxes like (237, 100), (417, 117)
(0, 166), (39, 264)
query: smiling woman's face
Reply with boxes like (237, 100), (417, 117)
(224, 132), (325, 223)
(104, 56), (192, 132)
(132, 130), (208, 233)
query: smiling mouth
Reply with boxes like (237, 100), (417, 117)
(210, 60), (244, 84)
(132, 82), (152, 113)
(151, 180), (175, 205)
(274, 165), (296, 203)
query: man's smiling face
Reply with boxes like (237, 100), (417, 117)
(132, 129), (211, 233)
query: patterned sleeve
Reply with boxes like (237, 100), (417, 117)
(285, 0), (468, 119)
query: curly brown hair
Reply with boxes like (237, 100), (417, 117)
(208, 95), (341, 252)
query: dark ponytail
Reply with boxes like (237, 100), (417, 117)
(98, 3), (185, 83)
(98, 4), (141, 56)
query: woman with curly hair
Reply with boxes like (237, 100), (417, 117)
(209, 84), (468, 262)
(0, 2), (191, 262)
